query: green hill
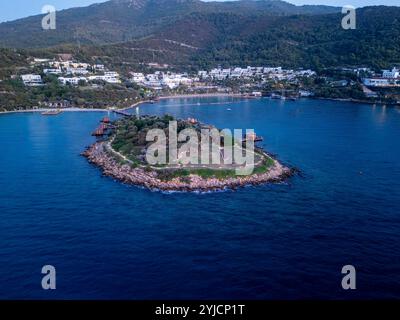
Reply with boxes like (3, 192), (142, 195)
(0, 2), (399, 71)
(0, 0), (339, 48)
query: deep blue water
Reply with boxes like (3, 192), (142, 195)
(0, 97), (399, 300)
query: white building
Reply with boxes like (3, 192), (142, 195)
(43, 68), (62, 75)
(263, 67), (282, 74)
(382, 67), (399, 79)
(363, 78), (391, 87)
(94, 64), (105, 71)
(66, 67), (89, 75)
(230, 68), (243, 78)
(21, 74), (43, 86)
(88, 72), (121, 84)
(59, 77), (87, 85)
(104, 71), (119, 78)
(251, 91), (262, 97)
(299, 90), (314, 97)
(32, 58), (51, 65)
(297, 70), (316, 77)
(162, 74), (193, 89)
(198, 71), (208, 79)
(131, 73), (145, 83)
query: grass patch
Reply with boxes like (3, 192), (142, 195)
(252, 157), (275, 175)
(156, 156), (275, 181)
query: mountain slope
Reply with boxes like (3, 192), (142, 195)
(1, 2), (399, 71)
(140, 5), (400, 69)
(0, 0), (339, 48)
(30, 5), (400, 73)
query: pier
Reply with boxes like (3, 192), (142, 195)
(92, 122), (111, 137)
(113, 110), (131, 117)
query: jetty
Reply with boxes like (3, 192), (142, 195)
(92, 122), (111, 137)
(113, 110), (131, 117)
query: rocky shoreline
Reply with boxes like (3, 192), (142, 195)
(82, 142), (293, 192)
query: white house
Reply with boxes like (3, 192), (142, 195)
(43, 68), (62, 75)
(382, 68), (399, 79)
(131, 73), (145, 83)
(66, 67), (89, 75)
(103, 72), (120, 83)
(363, 78), (391, 87)
(198, 71), (208, 79)
(88, 72), (120, 84)
(32, 58), (51, 65)
(299, 90), (314, 97)
(21, 74), (43, 86)
(230, 68), (243, 78)
(59, 77), (87, 85)
(94, 64), (105, 71)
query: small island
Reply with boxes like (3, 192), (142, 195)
(83, 115), (293, 192)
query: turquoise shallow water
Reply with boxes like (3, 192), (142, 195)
(0, 97), (399, 299)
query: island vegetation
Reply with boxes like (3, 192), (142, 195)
(83, 115), (292, 192)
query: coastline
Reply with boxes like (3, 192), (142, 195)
(313, 97), (399, 106)
(119, 93), (249, 111)
(82, 142), (293, 192)
(3, 94), (395, 117)
(0, 93), (249, 115)
(157, 93), (246, 100)
(0, 107), (109, 115)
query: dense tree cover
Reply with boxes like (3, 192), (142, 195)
(0, 77), (141, 111)
(17, 6), (399, 73)
(0, 0), (339, 48)
(0, 3), (399, 72)
(190, 7), (400, 70)
(0, 49), (29, 78)
(314, 84), (366, 100)
(111, 115), (189, 164)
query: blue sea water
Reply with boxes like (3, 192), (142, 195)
(0, 97), (399, 300)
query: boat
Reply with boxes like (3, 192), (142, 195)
(271, 93), (282, 99)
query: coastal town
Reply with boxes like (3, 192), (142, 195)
(1, 52), (399, 112)
(21, 56), (121, 86)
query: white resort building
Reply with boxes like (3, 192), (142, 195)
(363, 67), (400, 87)
(21, 74), (43, 86)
